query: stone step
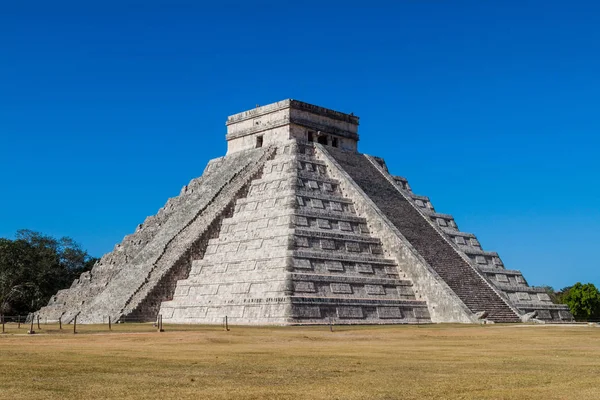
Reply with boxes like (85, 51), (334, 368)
(326, 147), (521, 323)
(295, 209), (367, 224)
(292, 250), (397, 267)
(294, 228), (379, 244)
(290, 257), (402, 279)
(291, 272), (412, 286)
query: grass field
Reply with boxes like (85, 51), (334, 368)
(1, 323), (599, 399)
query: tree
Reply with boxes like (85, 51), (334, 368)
(0, 230), (97, 315)
(563, 282), (600, 321)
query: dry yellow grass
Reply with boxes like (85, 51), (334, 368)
(1, 323), (599, 399)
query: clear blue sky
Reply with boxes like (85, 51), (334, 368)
(1, 1), (598, 289)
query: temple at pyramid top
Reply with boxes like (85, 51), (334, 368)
(226, 99), (360, 154)
(37, 99), (573, 325)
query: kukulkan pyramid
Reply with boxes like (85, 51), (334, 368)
(38, 100), (573, 324)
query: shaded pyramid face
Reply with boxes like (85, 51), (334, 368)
(37, 100), (573, 324)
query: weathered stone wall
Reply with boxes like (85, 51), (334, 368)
(161, 140), (430, 325)
(161, 142), (298, 324)
(226, 100), (359, 154)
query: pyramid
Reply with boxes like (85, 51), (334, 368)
(37, 100), (573, 324)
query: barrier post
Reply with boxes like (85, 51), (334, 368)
(59, 316), (62, 330)
(17, 315), (21, 329)
(157, 315), (164, 332)
(108, 316), (112, 331)
(28, 317), (35, 334)
(1, 315), (4, 334)
(37, 315), (41, 330)
(73, 315), (77, 334)
(225, 315), (229, 332)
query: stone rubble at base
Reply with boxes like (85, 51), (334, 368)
(36, 99), (573, 325)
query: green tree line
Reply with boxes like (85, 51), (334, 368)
(0, 230), (97, 316)
(542, 283), (600, 321)
(1, 229), (598, 321)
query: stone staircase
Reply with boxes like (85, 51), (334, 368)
(370, 158), (573, 322)
(160, 141), (431, 325)
(324, 147), (521, 323)
(37, 147), (272, 324)
(288, 143), (430, 323)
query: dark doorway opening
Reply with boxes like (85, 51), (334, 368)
(256, 135), (263, 148)
(307, 131), (314, 142)
(331, 137), (339, 148)
(317, 135), (328, 145)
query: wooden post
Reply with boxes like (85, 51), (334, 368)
(37, 315), (41, 330)
(28, 317), (35, 334)
(17, 315), (21, 329)
(108, 316), (112, 331)
(329, 316), (333, 332)
(73, 315), (77, 334)
(157, 314), (164, 332)
(225, 315), (229, 332)
(59, 316), (62, 330)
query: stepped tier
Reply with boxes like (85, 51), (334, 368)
(360, 154), (573, 322)
(159, 142), (430, 325)
(37, 99), (571, 325)
(322, 146), (522, 323)
(37, 147), (275, 323)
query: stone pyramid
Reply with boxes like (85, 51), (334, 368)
(37, 100), (572, 324)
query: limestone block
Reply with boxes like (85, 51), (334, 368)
(307, 181), (319, 190)
(174, 286), (190, 297)
(291, 306), (321, 318)
(378, 307), (403, 319)
(475, 256), (487, 264)
(537, 293), (551, 302)
(356, 264), (374, 274)
(293, 259), (312, 269)
(413, 308), (431, 319)
(190, 285), (219, 296)
(317, 219), (331, 229)
(517, 292), (531, 301)
(558, 310), (572, 320)
(219, 283), (251, 294)
(536, 309), (552, 319)
(321, 239), (336, 250)
(173, 306), (208, 319)
(325, 261), (344, 271)
(337, 306), (363, 318)
(346, 242), (361, 253)
(294, 282), (316, 292)
(206, 306), (244, 319)
(331, 283), (352, 294)
(365, 285), (386, 295)
(330, 202), (343, 212)
(311, 199), (324, 208)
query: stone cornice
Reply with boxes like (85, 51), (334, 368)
(226, 117), (290, 140)
(291, 118), (360, 141)
(226, 99), (359, 126)
(289, 100), (359, 125)
(225, 116), (360, 141)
